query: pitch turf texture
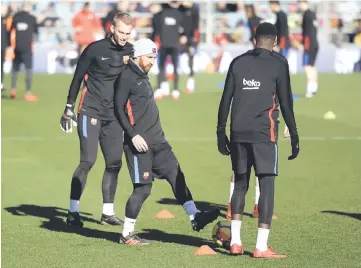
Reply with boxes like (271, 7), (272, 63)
(2, 73), (361, 268)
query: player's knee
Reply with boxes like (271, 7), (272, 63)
(79, 160), (96, 171)
(105, 158), (122, 172)
(233, 173), (249, 192)
(135, 184), (152, 202)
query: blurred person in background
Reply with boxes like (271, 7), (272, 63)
(72, 2), (102, 56)
(269, 0), (291, 138)
(152, 1), (184, 101)
(246, 4), (262, 47)
(9, 1), (38, 101)
(269, 1), (290, 58)
(179, 1), (199, 94)
(353, 17), (361, 72)
(295, 0), (319, 98)
(1, 4), (10, 92)
(103, 1), (129, 36)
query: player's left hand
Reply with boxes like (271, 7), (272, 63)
(288, 135), (300, 160)
(217, 131), (231, 156)
(60, 103), (78, 133)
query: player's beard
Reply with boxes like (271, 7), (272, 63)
(143, 64), (152, 73)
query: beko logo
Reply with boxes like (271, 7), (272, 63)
(242, 78), (261, 90)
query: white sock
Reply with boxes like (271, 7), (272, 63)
(256, 228), (270, 251)
(230, 220), (242, 246)
(183, 200), (200, 221)
(310, 81), (318, 93)
(229, 182), (234, 202)
(161, 81), (170, 95)
(69, 199), (79, 212)
(187, 77), (195, 90)
(255, 187), (260, 205)
(306, 82), (313, 95)
(255, 177), (260, 205)
(102, 203), (114, 216)
(122, 217), (137, 237)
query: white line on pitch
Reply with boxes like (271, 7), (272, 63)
(2, 136), (361, 142)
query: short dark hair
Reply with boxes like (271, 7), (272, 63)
(255, 22), (277, 42)
(112, 12), (133, 26)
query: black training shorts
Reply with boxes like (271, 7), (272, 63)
(230, 142), (278, 176)
(124, 142), (178, 184)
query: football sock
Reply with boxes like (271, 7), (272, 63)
(255, 177), (260, 205)
(256, 228), (270, 251)
(122, 217), (136, 237)
(25, 69), (32, 92)
(230, 220), (242, 246)
(69, 199), (79, 212)
(307, 81), (318, 95)
(11, 70), (18, 89)
(102, 203), (114, 216)
(229, 174), (234, 202)
(183, 200), (200, 221)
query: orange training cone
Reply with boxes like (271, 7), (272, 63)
(155, 209), (176, 219)
(194, 245), (217, 256)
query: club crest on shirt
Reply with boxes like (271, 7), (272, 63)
(143, 172), (150, 180)
(123, 55), (130, 64)
(91, 118), (97, 125)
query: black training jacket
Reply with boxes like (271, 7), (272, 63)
(114, 60), (167, 145)
(217, 48), (298, 143)
(66, 37), (133, 120)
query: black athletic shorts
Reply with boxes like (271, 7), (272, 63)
(303, 47), (318, 66)
(77, 113), (124, 166)
(230, 142), (278, 176)
(159, 47), (179, 69)
(13, 50), (32, 70)
(124, 142), (178, 184)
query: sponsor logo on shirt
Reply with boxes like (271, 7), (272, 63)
(242, 78), (261, 90)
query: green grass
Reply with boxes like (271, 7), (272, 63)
(2, 73), (361, 268)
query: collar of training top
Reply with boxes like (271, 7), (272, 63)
(253, 47), (273, 56)
(128, 59), (149, 80)
(107, 36), (133, 50)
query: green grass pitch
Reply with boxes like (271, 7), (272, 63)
(1, 73), (361, 268)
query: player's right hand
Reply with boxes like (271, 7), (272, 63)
(288, 135), (300, 160)
(132, 135), (149, 152)
(217, 131), (231, 156)
(60, 103), (77, 133)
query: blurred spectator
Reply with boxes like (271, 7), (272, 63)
(38, 2), (59, 27)
(72, 2), (102, 54)
(103, 1), (129, 35)
(1, 4), (10, 91)
(136, 1), (150, 13)
(245, 4), (262, 46)
(216, 2), (229, 13)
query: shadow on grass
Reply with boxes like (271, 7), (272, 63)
(4, 204), (219, 247)
(4, 204), (119, 242)
(156, 198), (254, 218)
(321, 210), (361, 221)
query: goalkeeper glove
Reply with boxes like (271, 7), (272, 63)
(60, 103), (77, 133)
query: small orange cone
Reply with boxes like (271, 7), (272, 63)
(194, 245), (217, 256)
(155, 209), (176, 219)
